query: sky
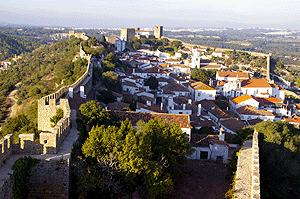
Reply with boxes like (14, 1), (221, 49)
(1, 0), (300, 30)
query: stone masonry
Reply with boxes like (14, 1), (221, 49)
(235, 131), (260, 199)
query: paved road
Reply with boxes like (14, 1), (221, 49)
(0, 109), (79, 185)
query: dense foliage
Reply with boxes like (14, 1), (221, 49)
(0, 33), (40, 61)
(77, 118), (193, 198)
(78, 100), (120, 128)
(191, 69), (217, 84)
(11, 156), (40, 199)
(255, 121), (300, 198)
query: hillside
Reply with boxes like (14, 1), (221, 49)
(0, 36), (88, 142)
(0, 33), (41, 61)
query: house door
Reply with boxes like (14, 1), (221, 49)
(200, 151), (208, 160)
(216, 156), (223, 163)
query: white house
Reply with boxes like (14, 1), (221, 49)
(115, 37), (126, 52)
(236, 105), (276, 121)
(230, 95), (260, 110)
(188, 81), (216, 102)
(216, 71), (249, 82)
(160, 81), (190, 100)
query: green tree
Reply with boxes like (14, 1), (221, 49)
(88, 36), (98, 46)
(144, 76), (158, 90)
(181, 53), (188, 60)
(79, 118), (193, 198)
(79, 100), (119, 128)
(96, 90), (116, 104)
(255, 120), (300, 199)
(132, 42), (141, 50)
(140, 38), (147, 44)
(50, 108), (64, 128)
(191, 69), (209, 83)
(101, 71), (122, 92)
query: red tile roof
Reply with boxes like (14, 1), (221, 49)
(241, 79), (271, 88)
(230, 95), (254, 104)
(190, 81), (215, 90)
(217, 71), (249, 78)
(236, 106), (275, 116)
(162, 81), (190, 93)
(137, 102), (167, 113)
(219, 118), (246, 133)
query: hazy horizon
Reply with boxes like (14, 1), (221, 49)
(1, 0), (300, 30)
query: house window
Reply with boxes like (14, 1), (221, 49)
(200, 151), (208, 159)
(198, 93), (201, 97)
(179, 112), (182, 114)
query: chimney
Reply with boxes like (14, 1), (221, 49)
(133, 68), (135, 74)
(219, 127), (225, 141)
(197, 104), (202, 116)
(161, 103), (163, 110)
(146, 101), (151, 106)
(183, 104), (186, 110)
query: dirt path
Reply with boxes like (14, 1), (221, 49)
(167, 160), (231, 199)
(8, 82), (21, 118)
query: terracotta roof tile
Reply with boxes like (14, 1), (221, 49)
(162, 81), (190, 93)
(190, 81), (215, 90)
(208, 108), (231, 119)
(230, 95), (254, 104)
(236, 105), (275, 116)
(219, 118), (246, 133)
(137, 102), (168, 113)
(217, 71), (249, 78)
(241, 79), (271, 88)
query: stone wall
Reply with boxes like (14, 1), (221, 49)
(0, 134), (13, 167)
(235, 131), (260, 199)
(37, 46), (92, 154)
(27, 159), (70, 199)
(0, 176), (12, 199)
(18, 134), (43, 154)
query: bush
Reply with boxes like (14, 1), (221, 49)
(11, 156), (40, 199)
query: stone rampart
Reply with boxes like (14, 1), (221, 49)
(27, 159), (70, 199)
(235, 131), (260, 199)
(0, 176), (12, 199)
(0, 134), (13, 167)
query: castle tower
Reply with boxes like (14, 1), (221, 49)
(154, 26), (163, 39)
(120, 28), (135, 42)
(267, 53), (272, 82)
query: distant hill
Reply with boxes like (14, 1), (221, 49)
(0, 33), (40, 61)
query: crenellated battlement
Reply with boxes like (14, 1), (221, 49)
(0, 134), (13, 167)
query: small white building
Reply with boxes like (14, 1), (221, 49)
(115, 37), (126, 52)
(188, 81), (216, 102)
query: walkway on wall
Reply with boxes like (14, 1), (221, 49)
(0, 109), (79, 187)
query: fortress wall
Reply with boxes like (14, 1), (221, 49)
(235, 131), (260, 199)
(27, 159), (70, 199)
(0, 134), (13, 167)
(0, 176), (12, 199)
